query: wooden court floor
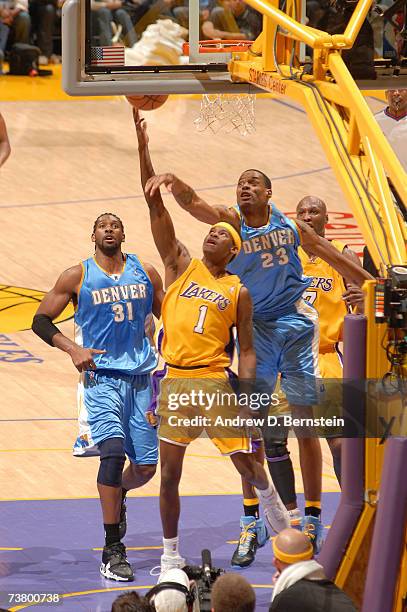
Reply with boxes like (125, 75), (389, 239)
(0, 94), (385, 502)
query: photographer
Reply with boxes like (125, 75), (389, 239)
(147, 568), (198, 612)
(211, 573), (256, 612)
(270, 528), (357, 612)
(111, 591), (153, 611)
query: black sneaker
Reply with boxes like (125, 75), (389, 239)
(100, 542), (134, 581)
(119, 499), (127, 540)
(231, 516), (268, 568)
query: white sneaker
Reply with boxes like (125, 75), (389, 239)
(256, 484), (290, 534)
(160, 553), (186, 574)
(38, 55), (49, 66)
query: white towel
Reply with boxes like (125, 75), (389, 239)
(271, 560), (325, 602)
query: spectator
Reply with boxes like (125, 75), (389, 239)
(173, 0), (262, 41)
(202, 0), (262, 40)
(375, 89), (407, 172)
(0, 0), (31, 62)
(29, 0), (59, 64)
(211, 573), (256, 612)
(0, 112), (11, 166)
(111, 591), (153, 611)
(270, 528), (357, 612)
(147, 568), (194, 612)
(91, 0), (137, 46)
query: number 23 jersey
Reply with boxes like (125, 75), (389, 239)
(160, 258), (242, 368)
(227, 203), (312, 319)
(74, 254), (158, 374)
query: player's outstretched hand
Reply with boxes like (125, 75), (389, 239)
(133, 108), (149, 147)
(342, 285), (364, 310)
(145, 173), (175, 197)
(68, 346), (106, 372)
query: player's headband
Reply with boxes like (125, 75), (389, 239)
(211, 222), (242, 252)
(272, 539), (313, 564)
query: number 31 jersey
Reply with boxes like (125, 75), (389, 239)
(74, 254), (158, 374)
(161, 258), (241, 369)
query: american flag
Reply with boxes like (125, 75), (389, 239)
(91, 46), (125, 66)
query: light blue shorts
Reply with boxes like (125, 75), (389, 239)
(254, 299), (321, 406)
(73, 370), (158, 464)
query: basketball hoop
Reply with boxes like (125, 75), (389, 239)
(187, 40), (256, 137)
(194, 93), (256, 136)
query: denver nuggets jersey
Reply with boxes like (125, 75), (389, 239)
(161, 258), (241, 368)
(75, 254), (157, 374)
(299, 240), (348, 350)
(227, 204), (312, 319)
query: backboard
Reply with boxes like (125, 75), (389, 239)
(62, 0), (407, 95)
(62, 0), (264, 95)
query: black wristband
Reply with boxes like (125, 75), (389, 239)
(32, 314), (61, 346)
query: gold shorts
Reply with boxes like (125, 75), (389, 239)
(314, 347), (343, 437)
(157, 370), (252, 455)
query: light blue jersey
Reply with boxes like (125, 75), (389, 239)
(75, 254), (157, 375)
(227, 203), (312, 319)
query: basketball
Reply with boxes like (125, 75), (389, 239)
(125, 94), (168, 111)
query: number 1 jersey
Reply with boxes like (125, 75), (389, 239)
(74, 254), (157, 374)
(160, 258), (242, 369)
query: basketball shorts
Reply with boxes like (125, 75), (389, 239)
(73, 370), (158, 464)
(269, 345), (344, 438)
(253, 298), (321, 406)
(157, 370), (253, 455)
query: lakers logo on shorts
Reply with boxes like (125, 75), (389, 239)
(0, 285), (74, 333)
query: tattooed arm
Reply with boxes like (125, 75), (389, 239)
(144, 173), (240, 228)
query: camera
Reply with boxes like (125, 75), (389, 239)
(184, 549), (225, 612)
(375, 266), (407, 328)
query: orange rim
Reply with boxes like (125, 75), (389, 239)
(182, 39), (254, 54)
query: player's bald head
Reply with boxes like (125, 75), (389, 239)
(296, 196), (328, 236)
(296, 196), (327, 215)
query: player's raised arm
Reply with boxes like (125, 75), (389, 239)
(134, 109), (156, 191)
(296, 219), (373, 286)
(144, 172), (239, 228)
(135, 113), (190, 287)
(143, 262), (165, 318)
(32, 265), (105, 372)
(236, 286), (256, 381)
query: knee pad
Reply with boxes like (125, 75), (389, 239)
(264, 440), (289, 463)
(97, 437), (126, 487)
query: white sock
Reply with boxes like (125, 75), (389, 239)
(163, 536), (179, 558)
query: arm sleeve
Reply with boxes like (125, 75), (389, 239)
(32, 314), (61, 346)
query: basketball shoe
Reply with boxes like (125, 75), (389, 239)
(301, 515), (324, 553)
(100, 542), (134, 581)
(231, 516), (269, 568)
(288, 508), (302, 531)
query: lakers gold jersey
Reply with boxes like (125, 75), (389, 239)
(299, 240), (348, 350)
(161, 258), (242, 369)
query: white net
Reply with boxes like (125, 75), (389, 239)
(194, 93), (256, 136)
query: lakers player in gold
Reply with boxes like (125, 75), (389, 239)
(135, 110), (290, 574)
(296, 195), (365, 483)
